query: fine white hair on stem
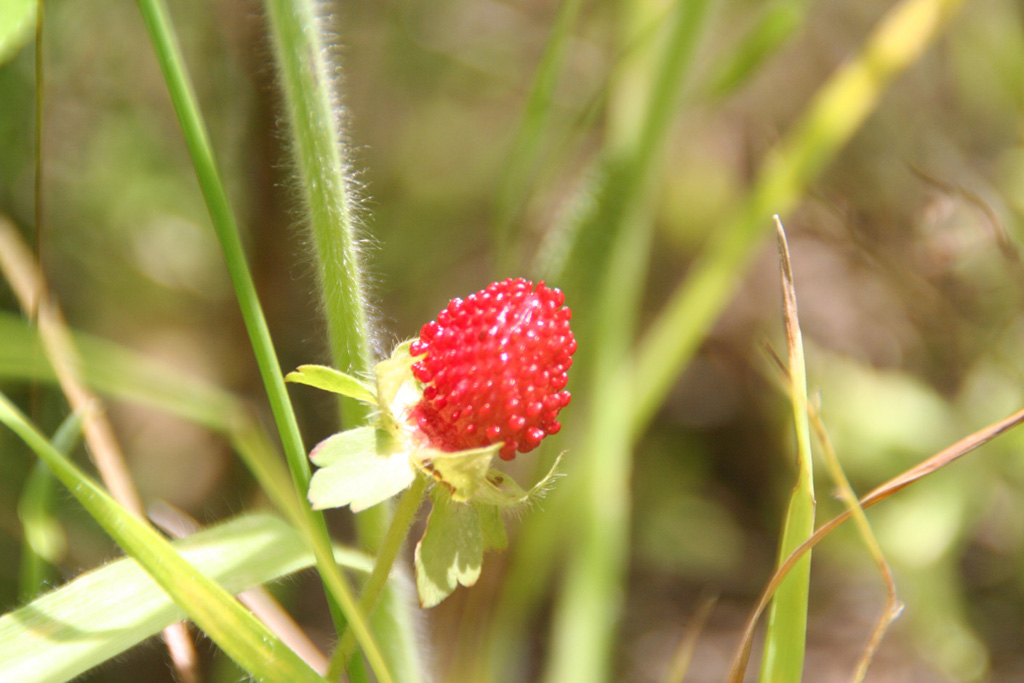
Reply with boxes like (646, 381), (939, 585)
(264, 0), (381, 374)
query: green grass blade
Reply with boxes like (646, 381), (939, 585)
(705, 0), (809, 98)
(543, 1), (713, 681)
(17, 412), (83, 601)
(0, 394), (328, 683)
(131, 0), (311, 517)
(758, 218), (815, 683)
(131, 1), (390, 674)
(0, 512), (372, 683)
(0, 311), (305, 528)
(0, 0), (35, 66)
(630, 0), (969, 438)
(492, 0), (584, 273)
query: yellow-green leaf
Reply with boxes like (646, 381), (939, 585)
(286, 364), (378, 405)
(414, 490), (484, 608)
(308, 427), (415, 512)
(0, 513), (371, 683)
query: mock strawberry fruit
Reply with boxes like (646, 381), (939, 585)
(408, 278), (576, 461)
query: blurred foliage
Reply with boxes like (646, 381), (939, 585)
(2, 0), (1024, 681)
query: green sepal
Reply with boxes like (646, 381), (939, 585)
(414, 488), (484, 608)
(477, 504), (507, 552)
(374, 340), (421, 437)
(307, 426), (415, 512)
(475, 452), (565, 508)
(414, 443), (501, 503)
(285, 364), (378, 406)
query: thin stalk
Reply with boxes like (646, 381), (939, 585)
(329, 475), (429, 679)
(131, 1), (389, 678)
(544, 1), (712, 681)
(758, 218), (815, 683)
(493, 0), (583, 274)
(261, 2), (420, 678)
(630, 0), (969, 439)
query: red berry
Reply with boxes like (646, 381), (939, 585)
(409, 278), (575, 460)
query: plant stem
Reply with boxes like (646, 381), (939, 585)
(630, 0), (970, 438)
(261, 2), (422, 678)
(328, 475), (429, 680)
(131, 1), (390, 679)
(261, 0), (373, 413)
(543, 1), (711, 680)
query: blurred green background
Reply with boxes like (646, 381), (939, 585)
(3, 0), (1024, 681)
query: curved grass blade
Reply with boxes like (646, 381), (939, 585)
(631, 0), (970, 438)
(17, 412), (82, 601)
(728, 404), (1024, 682)
(0, 512), (371, 683)
(0, 395), (336, 682)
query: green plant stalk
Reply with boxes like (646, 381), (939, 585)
(493, 0), (583, 274)
(17, 413), (81, 602)
(544, 1), (712, 680)
(131, 1), (389, 677)
(758, 220), (815, 683)
(705, 0), (808, 98)
(759, 472), (814, 683)
(545, 219), (650, 683)
(261, 0), (373, 399)
(260, 1), (420, 678)
(630, 0), (969, 439)
(0, 394), (327, 683)
(329, 474), (429, 679)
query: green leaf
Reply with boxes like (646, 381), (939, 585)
(0, 512), (372, 683)
(758, 218), (815, 683)
(0, 0), (35, 66)
(308, 427), (415, 512)
(414, 490), (484, 608)
(286, 364), (378, 406)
